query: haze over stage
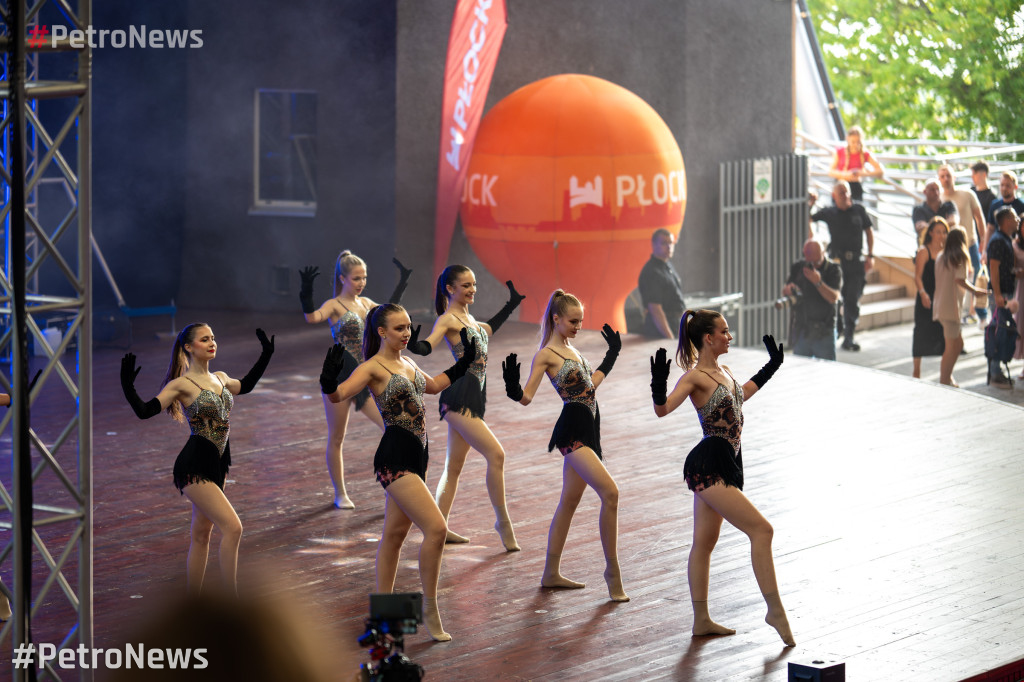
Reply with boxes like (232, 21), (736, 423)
(25, 312), (1022, 680)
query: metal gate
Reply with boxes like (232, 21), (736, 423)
(719, 154), (808, 347)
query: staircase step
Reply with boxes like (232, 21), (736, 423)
(861, 282), (907, 304)
(855, 296), (916, 331)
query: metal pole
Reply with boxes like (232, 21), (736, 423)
(77, 2), (94, 678)
(8, 0), (37, 680)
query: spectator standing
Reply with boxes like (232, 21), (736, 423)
(912, 217), (948, 378)
(828, 125), (884, 202)
(1011, 214), (1024, 377)
(971, 161), (997, 232)
(913, 179), (942, 236)
(985, 171), (1024, 245)
(933, 228), (987, 387)
(781, 239), (842, 360)
(638, 228), (686, 339)
(809, 181), (874, 351)
(986, 207), (1019, 388)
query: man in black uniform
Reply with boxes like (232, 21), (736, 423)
(638, 228), (686, 338)
(781, 239), (843, 360)
(809, 180), (875, 351)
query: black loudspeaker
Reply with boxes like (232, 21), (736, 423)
(789, 659), (845, 682)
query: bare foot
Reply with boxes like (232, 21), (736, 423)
(495, 520), (520, 552)
(541, 573), (585, 589)
(603, 569), (629, 602)
(423, 597), (452, 642)
(766, 611), (795, 646)
(445, 529), (470, 544)
(691, 617), (736, 637)
(333, 496), (355, 510)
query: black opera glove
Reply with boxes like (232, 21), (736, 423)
(299, 266), (319, 314)
(407, 324), (432, 356)
(650, 348), (670, 406)
(320, 343), (347, 395)
(595, 323), (621, 377)
(4, 370), (43, 408)
(239, 328), (275, 395)
(442, 328), (477, 384)
(388, 257), (413, 304)
(486, 280), (526, 335)
(750, 334), (784, 389)
(120, 352), (160, 419)
(502, 352), (523, 401)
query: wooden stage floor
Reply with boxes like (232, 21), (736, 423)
(4, 311), (1024, 680)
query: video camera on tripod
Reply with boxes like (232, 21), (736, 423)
(358, 593), (425, 682)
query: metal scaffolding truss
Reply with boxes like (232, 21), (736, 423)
(1, 1), (93, 681)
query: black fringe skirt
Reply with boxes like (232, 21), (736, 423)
(438, 375), (486, 420)
(173, 435), (231, 493)
(548, 402), (602, 460)
(683, 436), (743, 492)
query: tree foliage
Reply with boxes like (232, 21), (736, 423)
(806, 0), (1024, 142)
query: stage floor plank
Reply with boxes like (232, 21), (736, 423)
(5, 311), (1024, 680)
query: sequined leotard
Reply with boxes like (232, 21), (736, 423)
(546, 349), (602, 459)
(683, 369), (745, 492)
(438, 317), (488, 420)
(330, 300), (371, 409)
(173, 375), (234, 493)
(371, 359), (429, 489)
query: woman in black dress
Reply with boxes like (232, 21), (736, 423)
(407, 265), (523, 550)
(502, 290), (628, 602)
(649, 310), (794, 645)
(297, 251), (411, 509)
(319, 303), (476, 641)
(912, 217), (948, 378)
(120, 323), (274, 594)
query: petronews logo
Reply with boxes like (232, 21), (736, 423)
(37, 24), (203, 49)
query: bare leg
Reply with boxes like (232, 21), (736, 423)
(383, 475), (451, 641)
(697, 483), (794, 646)
(912, 356), (922, 379)
(0, 580), (11, 621)
(688, 495), (735, 635)
(376, 493), (413, 594)
(541, 456), (587, 589)
(323, 394), (356, 509)
(939, 334), (963, 386)
(182, 481), (243, 595)
(443, 412), (519, 550)
(564, 448), (628, 601)
(433, 425), (471, 543)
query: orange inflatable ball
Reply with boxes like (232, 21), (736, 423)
(460, 73), (686, 331)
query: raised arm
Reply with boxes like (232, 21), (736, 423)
(423, 328), (477, 393)
(741, 334), (784, 400)
(120, 353), (189, 418)
(407, 314), (457, 356)
(590, 323), (621, 389)
(481, 280), (525, 336)
(504, 349), (554, 406)
(388, 257), (412, 304)
(220, 328), (274, 396)
(320, 344), (374, 403)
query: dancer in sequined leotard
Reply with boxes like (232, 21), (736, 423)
(408, 265), (523, 550)
(120, 323), (274, 593)
(319, 303), (477, 642)
(298, 250), (411, 509)
(502, 290), (628, 602)
(649, 309), (794, 646)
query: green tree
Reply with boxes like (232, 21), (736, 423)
(806, 0), (1024, 142)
